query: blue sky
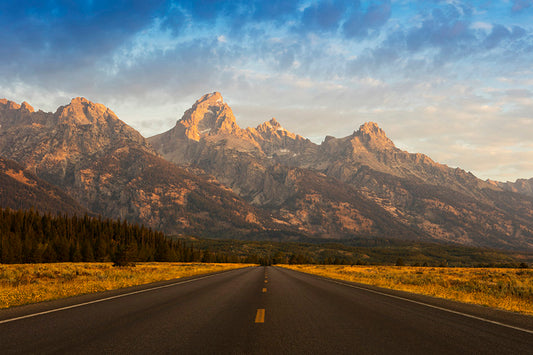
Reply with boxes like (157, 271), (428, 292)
(1, 0), (532, 181)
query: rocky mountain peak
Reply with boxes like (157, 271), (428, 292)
(55, 97), (115, 126)
(0, 99), (47, 129)
(254, 117), (303, 142)
(20, 101), (34, 112)
(0, 99), (22, 111)
(177, 92), (240, 141)
(268, 117), (281, 128)
(352, 122), (395, 150)
(196, 91), (224, 105)
(256, 118), (283, 133)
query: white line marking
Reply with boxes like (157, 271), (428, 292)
(278, 267), (533, 335)
(326, 278), (533, 335)
(0, 270), (234, 325)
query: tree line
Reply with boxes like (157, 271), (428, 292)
(0, 208), (247, 265)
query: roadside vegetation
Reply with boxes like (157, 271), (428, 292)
(0, 262), (251, 309)
(280, 264), (533, 315)
(183, 236), (532, 267)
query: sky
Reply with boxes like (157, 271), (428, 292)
(1, 0), (532, 182)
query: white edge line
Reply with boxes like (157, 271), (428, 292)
(0, 270), (233, 325)
(326, 277), (533, 335)
(277, 267), (533, 335)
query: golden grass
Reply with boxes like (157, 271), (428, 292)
(0, 262), (252, 309)
(280, 264), (533, 315)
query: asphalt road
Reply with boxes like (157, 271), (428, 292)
(1, 266), (532, 354)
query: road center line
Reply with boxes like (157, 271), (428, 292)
(262, 288), (267, 293)
(322, 277), (533, 335)
(255, 309), (265, 323)
(0, 270), (237, 325)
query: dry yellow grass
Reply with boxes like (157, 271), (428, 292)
(280, 264), (533, 315)
(0, 262), (252, 309)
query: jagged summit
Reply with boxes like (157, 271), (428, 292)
(252, 117), (302, 147)
(256, 118), (280, 133)
(0, 99), (26, 111)
(352, 121), (395, 149)
(196, 91), (224, 104)
(177, 91), (240, 140)
(20, 101), (34, 112)
(267, 118), (281, 128)
(321, 121), (396, 159)
(55, 97), (115, 125)
(358, 122), (385, 136)
(256, 118), (283, 132)
(0, 97), (154, 171)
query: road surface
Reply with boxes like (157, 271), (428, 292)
(1, 266), (532, 354)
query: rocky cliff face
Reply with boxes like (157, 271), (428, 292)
(314, 122), (497, 199)
(149, 92), (316, 163)
(0, 156), (88, 215)
(0, 97), (291, 237)
(149, 93), (533, 250)
(0, 97), (153, 183)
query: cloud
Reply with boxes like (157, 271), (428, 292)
(301, 0), (348, 32)
(249, 0), (301, 22)
(160, 5), (186, 36)
(511, 0), (533, 13)
(405, 4), (474, 53)
(0, 0), (166, 76)
(484, 24), (526, 49)
(342, 0), (391, 38)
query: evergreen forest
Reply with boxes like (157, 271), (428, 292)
(0, 208), (244, 265)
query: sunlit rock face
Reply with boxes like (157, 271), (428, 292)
(0, 97), (291, 238)
(148, 92), (533, 250)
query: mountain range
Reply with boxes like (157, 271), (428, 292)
(1, 94), (532, 251)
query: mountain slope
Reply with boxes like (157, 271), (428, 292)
(0, 156), (87, 215)
(0, 98), (291, 237)
(488, 178), (533, 198)
(149, 92), (533, 250)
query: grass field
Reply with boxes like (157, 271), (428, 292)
(280, 264), (533, 315)
(0, 262), (252, 309)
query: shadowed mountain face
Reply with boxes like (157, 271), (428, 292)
(0, 98), (293, 237)
(0, 156), (88, 215)
(149, 93), (533, 251)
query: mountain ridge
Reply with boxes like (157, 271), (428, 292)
(148, 92), (533, 250)
(2, 94), (533, 250)
(0, 96), (296, 238)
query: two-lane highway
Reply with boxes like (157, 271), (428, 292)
(1, 266), (532, 354)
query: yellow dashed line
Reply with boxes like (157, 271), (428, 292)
(255, 309), (265, 323)
(262, 288), (267, 293)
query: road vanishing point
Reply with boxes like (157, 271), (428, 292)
(1, 266), (532, 354)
